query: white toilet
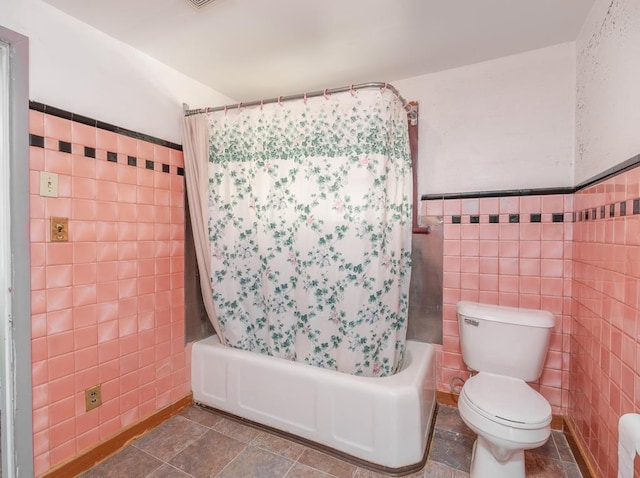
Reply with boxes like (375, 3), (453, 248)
(456, 301), (555, 478)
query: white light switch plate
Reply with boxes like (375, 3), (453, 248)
(39, 171), (59, 197)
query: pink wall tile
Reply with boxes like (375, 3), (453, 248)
(29, 114), (188, 474)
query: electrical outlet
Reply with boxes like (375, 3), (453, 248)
(50, 216), (69, 242)
(85, 385), (102, 411)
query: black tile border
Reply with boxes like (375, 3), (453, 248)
(29, 101), (183, 151)
(29, 134), (44, 148)
(29, 102), (187, 176)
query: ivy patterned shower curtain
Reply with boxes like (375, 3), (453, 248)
(207, 88), (412, 376)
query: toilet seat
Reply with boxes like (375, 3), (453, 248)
(461, 373), (552, 430)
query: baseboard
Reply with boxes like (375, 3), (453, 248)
(436, 390), (564, 431)
(42, 394), (193, 478)
(564, 416), (597, 478)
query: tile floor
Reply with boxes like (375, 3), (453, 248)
(80, 404), (583, 477)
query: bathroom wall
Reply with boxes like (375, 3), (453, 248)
(0, 0), (233, 143)
(569, 1), (640, 477)
(29, 107), (189, 475)
(570, 167), (639, 478)
(394, 42), (576, 196)
(424, 194), (573, 415)
(575, 0), (640, 185)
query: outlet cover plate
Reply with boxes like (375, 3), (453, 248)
(85, 384), (102, 411)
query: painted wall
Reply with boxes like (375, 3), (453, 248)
(0, 0), (233, 144)
(29, 111), (189, 475)
(394, 43), (576, 196)
(575, 0), (640, 185)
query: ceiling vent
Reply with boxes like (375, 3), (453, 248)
(187, 0), (215, 9)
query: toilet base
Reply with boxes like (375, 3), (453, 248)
(470, 436), (525, 478)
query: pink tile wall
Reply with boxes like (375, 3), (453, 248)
(426, 194), (573, 415)
(29, 111), (188, 476)
(570, 166), (640, 478)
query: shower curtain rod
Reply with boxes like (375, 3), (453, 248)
(183, 82), (418, 124)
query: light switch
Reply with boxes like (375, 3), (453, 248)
(40, 172), (59, 198)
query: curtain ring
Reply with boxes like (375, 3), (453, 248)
(323, 89), (329, 100)
(237, 103), (242, 111)
(350, 84), (355, 97)
(381, 83), (388, 93)
(303, 93), (307, 104)
(278, 96), (283, 106)
(260, 99), (264, 110)
(224, 105), (228, 115)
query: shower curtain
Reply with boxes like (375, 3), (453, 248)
(206, 88), (412, 376)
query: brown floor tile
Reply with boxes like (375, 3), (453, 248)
(133, 415), (208, 462)
(251, 430), (306, 461)
(169, 429), (246, 478)
(146, 463), (194, 477)
(428, 428), (474, 473)
(553, 430), (577, 463)
(524, 452), (569, 477)
(297, 448), (357, 478)
(434, 406), (474, 437)
(216, 446), (294, 478)
(285, 463), (335, 478)
(180, 405), (225, 428)
(354, 466), (426, 477)
(213, 417), (262, 443)
(79, 445), (162, 478)
(527, 434), (560, 460)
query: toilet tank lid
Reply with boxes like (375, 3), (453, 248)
(457, 301), (555, 328)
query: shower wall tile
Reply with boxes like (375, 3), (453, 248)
(29, 109), (187, 476)
(430, 194), (573, 415)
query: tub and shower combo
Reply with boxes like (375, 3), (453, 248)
(184, 83), (437, 473)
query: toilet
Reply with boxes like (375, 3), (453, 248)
(456, 301), (555, 478)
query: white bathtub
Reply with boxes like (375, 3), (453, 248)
(191, 335), (436, 471)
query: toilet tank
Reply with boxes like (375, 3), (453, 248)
(456, 301), (555, 382)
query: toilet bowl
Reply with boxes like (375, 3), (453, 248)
(458, 373), (551, 477)
(456, 301), (555, 478)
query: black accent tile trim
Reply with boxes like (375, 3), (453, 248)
(177, 167), (185, 176)
(470, 215), (479, 224)
(58, 140), (72, 153)
(634, 199), (640, 215)
(84, 147), (96, 158)
(162, 164), (170, 173)
(44, 105), (72, 120)
(127, 156), (137, 167)
(610, 204), (616, 218)
(29, 101), (183, 151)
(585, 210), (589, 221)
(146, 160), (154, 170)
(107, 151), (118, 163)
(422, 187), (573, 201)
(509, 214), (519, 223)
(600, 206), (605, 219)
(29, 101), (46, 113)
(29, 134), (44, 148)
(592, 208), (597, 220)
(530, 213), (541, 223)
(489, 215), (499, 223)
(574, 153), (640, 192)
(620, 201), (627, 216)
(452, 215), (461, 224)
(552, 213), (564, 223)
(572, 212), (576, 223)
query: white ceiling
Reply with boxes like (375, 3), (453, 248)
(43, 0), (595, 102)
